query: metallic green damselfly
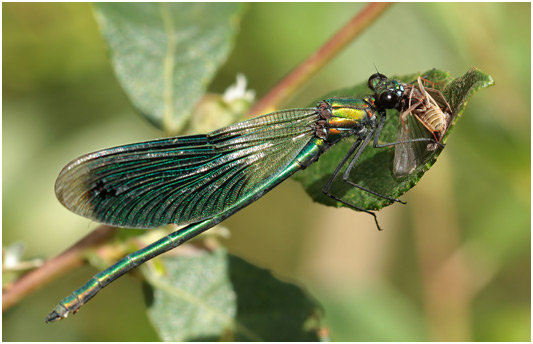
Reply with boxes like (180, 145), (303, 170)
(46, 73), (439, 322)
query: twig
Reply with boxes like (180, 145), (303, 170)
(248, 2), (392, 116)
(2, 225), (118, 312)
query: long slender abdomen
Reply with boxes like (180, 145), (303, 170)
(45, 218), (215, 322)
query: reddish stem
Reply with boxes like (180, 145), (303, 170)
(248, 2), (392, 116)
(2, 225), (117, 312)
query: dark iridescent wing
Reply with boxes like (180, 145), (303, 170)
(56, 108), (319, 228)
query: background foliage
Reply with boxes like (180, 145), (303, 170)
(3, 3), (530, 341)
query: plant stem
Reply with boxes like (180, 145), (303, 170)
(248, 2), (392, 116)
(2, 225), (118, 312)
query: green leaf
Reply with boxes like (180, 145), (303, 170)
(144, 247), (321, 341)
(293, 68), (494, 211)
(93, 3), (245, 133)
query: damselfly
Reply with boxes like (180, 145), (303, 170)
(46, 73), (439, 322)
(393, 76), (453, 177)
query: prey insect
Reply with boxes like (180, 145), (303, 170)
(393, 76), (453, 177)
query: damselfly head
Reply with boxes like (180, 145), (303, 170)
(368, 73), (388, 90)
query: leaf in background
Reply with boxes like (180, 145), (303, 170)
(145, 247), (321, 341)
(293, 68), (494, 211)
(93, 3), (245, 133)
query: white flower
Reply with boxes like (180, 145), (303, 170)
(223, 73), (255, 104)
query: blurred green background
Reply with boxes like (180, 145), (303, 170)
(3, 2), (530, 341)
